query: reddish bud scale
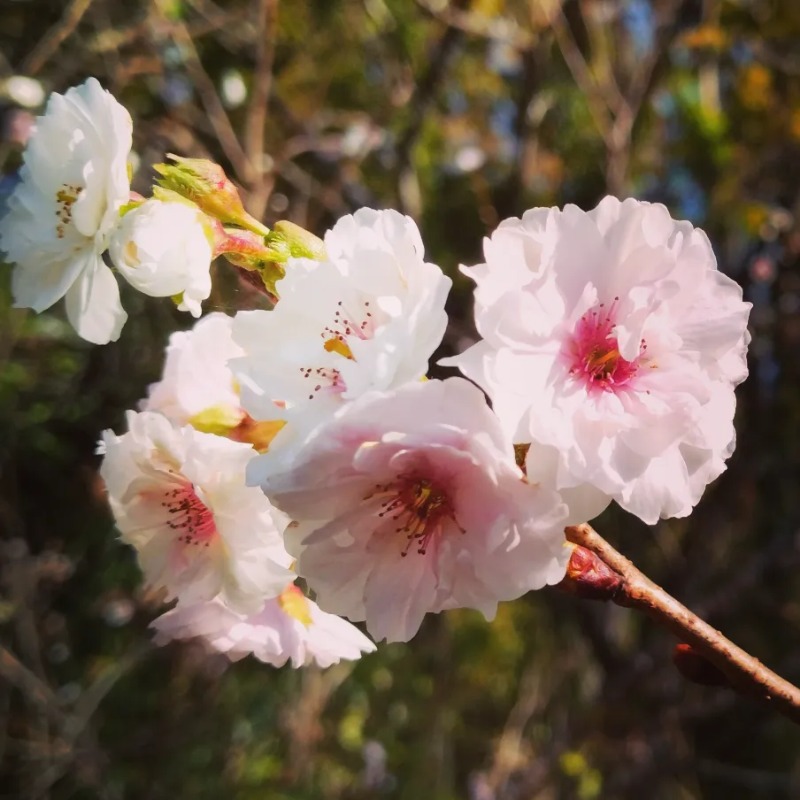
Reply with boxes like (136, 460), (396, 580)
(673, 643), (731, 688)
(513, 443), (530, 472)
(557, 544), (623, 601)
(235, 264), (279, 303)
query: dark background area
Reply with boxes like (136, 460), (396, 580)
(1, 0), (800, 797)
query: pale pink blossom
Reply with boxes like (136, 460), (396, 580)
(443, 197), (751, 524)
(151, 584), (376, 668)
(232, 207), (451, 484)
(142, 312), (286, 451)
(143, 312), (243, 426)
(99, 411), (293, 613)
(261, 378), (569, 643)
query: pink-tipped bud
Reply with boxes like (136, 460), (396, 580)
(216, 227), (286, 298)
(153, 154), (269, 236)
(557, 543), (623, 601)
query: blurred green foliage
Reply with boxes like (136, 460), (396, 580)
(2, 1), (800, 798)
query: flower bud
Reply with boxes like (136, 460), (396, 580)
(109, 197), (213, 317)
(215, 227), (286, 298)
(264, 221), (325, 262)
(215, 221), (325, 299)
(673, 643), (731, 687)
(557, 543), (623, 601)
(153, 154), (269, 236)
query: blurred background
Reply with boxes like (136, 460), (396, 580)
(2, 0), (800, 797)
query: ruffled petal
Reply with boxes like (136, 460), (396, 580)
(64, 256), (127, 344)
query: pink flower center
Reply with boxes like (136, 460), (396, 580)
(298, 364), (346, 400)
(161, 482), (217, 548)
(322, 299), (375, 350)
(567, 299), (644, 392)
(298, 300), (376, 400)
(366, 475), (464, 557)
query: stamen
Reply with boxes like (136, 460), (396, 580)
(364, 475), (464, 556)
(320, 299), (375, 354)
(567, 298), (643, 392)
(160, 483), (217, 548)
(54, 183), (81, 239)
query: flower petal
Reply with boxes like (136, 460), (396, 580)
(65, 256), (127, 344)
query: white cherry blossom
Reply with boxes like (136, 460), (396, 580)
(0, 78), (131, 344)
(151, 584), (376, 668)
(99, 411), (293, 613)
(261, 378), (569, 643)
(231, 207), (451, 483)
(142, 313), (242, 427)
(109, 197), (213, 316)
(443, 197), (751, 525)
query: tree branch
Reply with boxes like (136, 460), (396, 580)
(394, 0), (470, 214)
(550, 3), (613, 148)
(0, 643), (66, 729)
(155, 0), (254, 185)
(20, 0), (95, 76)
(563, 523), (800, 725)
(243, 0), (279, 219)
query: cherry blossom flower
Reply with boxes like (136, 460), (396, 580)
(151, 584), (376, 668)
(99, 411), (293, 613)
(141, 312), (284, 450)
(261, 378), (569, 643)
(443, 197), (751, 525)
(0, 78), (131, 344)
(109, 197), (213, 316)
(143, 313), (241, 426)
(231, 207), (451, 484)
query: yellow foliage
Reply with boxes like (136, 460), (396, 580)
(681, 24), (728, 51)
(742, 203), (770, 236)
(559, 750), (603, 799)
(739, 64), (774, 110)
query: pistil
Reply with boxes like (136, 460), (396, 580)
(366, 475), (464, 556)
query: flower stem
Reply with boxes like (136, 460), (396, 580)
(563, 523), (800, 725)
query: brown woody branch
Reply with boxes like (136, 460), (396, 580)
(20, 0), (95, 76)
(243, 0), (279, 220)
(561, 523), (800, 725)
(394, 0), (470, 215)
(155, 0), (254, 185)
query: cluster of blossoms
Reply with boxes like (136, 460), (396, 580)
(0, 79), (752, 667)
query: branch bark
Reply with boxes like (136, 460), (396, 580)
(562, 523), (800, 725)
(155, 0), (254, 185)
(20, 0), (94, 76)
(394, 0), (470, 215)
(243, 0), (279, 220)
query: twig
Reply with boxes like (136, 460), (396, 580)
(155, 0), (254, 185)
(20, 0), (95, 76)
(413, 0), (533, 50)
(486, 663), (543, 791)
(89, 10), (249, 56)
(0, 643), (66, 729)
(564, 523), (800, 725)
(395, 0), (470, 214)
(243, 0), (279, 219)
(549, 3), (613, 148)
(31, 641), (153, 797)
